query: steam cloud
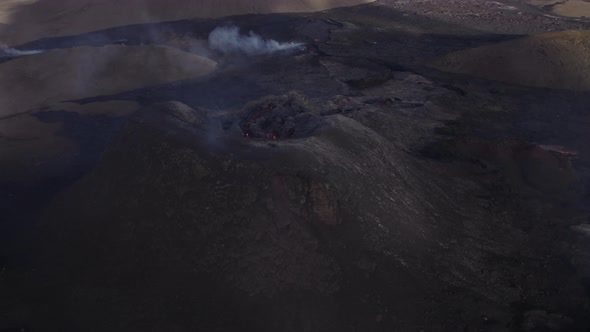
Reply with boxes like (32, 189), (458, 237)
(208, 26), (304, 55)
(0, 44), (43, 57)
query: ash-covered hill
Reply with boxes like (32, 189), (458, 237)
(0, 45), (216, 119)
(432, 30), (590, 91)
(27, 93), (590, 331)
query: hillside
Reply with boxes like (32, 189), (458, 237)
(0, 44), (216, 119)
(432, 30), (590, 90)
(0, 0), (375, 46)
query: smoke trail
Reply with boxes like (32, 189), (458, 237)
(208, 26), (304, 56)
(0, 44), (43, 57)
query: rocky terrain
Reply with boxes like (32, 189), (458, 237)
(1, 1), (590, 331)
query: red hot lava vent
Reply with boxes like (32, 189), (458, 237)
(240, 93), (324, 140)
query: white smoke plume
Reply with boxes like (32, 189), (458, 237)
(208, 26), (304, 56)
(0, 44), (43, 57)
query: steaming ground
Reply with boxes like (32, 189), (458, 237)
(0, 23), (308, 179)
(0, 44), (42, 57)
(0, 22), (308, 183)
(209, 26), (304, 55)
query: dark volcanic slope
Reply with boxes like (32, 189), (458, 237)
(24, 89), (589, 331)
(1, 1), (590, 332)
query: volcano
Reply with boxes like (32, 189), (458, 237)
(2, 1), (590, 331)
(31, 98), (496, 331)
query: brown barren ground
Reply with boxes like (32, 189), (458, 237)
(528, 0), (590, 18)
(0, 0), (375, 46)
(432, 30), (590, 90)
(0, 44), (216, 119)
